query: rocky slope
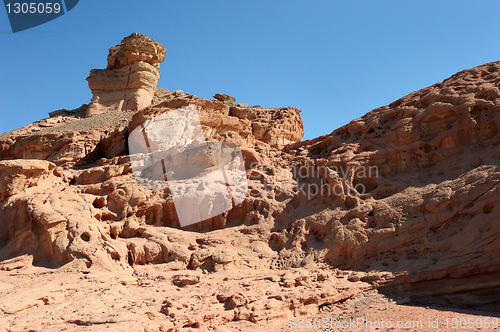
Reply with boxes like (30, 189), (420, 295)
(284, 61), (500, 306)
(0, 34), (499, 331)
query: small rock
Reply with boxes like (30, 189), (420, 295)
(172, 274), (200, 287)
(213, 93), (236, 104)
(348, 275), (361, 282)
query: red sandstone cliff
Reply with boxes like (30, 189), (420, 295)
(0, 34), (498, 330)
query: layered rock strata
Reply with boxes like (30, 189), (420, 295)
(0, 54), (499, 330)
(85, 33), (166, 118)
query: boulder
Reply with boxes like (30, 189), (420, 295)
(214, 93), (236, 104)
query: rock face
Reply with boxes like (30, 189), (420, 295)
(1, 45), (500, 330)
(129, 95), (304, 149)
(85, 33), (166, 118)
(282, 61), (500, 298)
(0, 159), (55, 201)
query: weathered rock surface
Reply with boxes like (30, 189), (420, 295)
(214, 93), (236, 104)
(1, 52), (499, 331)
(85, 33), (166, 118)
(0, 159), (55, 201)
(281, 61), (500, 300)
(129, 96), (304, 149)
(107, 32), (166, 71)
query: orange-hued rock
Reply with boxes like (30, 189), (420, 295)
(86, 61), (160, 115)
(85, 33), (166, 118)
(129, 95), (304, 149)
(278, 61), (500, 295)
(107, 32), (166, 70)
(0, 159), (55, 201)
(1, 50), (500, 330)
(230, 105), (304, 147)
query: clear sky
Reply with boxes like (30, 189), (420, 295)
(0, 1), (499, 140)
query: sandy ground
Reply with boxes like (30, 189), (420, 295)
(0, 260), (498, 332)
(276, 290), (500, 332)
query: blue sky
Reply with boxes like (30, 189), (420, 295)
(0, 1), (499, 140)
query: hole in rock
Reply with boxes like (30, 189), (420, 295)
(368, 219), (377, 228)
(92, 197), (105, 209)
(303, 298), (318, 306)
(483, 203), (494, 214)
(80, 233), (90, 242)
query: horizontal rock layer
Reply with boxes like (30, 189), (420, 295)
(86, 61), (160, 117)
(130, 96), (304, 149)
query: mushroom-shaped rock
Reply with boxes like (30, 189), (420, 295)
(86, 33), (166, 118)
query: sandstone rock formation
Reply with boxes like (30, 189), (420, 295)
(1, 44), (499, 330)
(85, 33), (166, 118)
(281, 62), (500, 304)
(0, 159), (55, 201)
